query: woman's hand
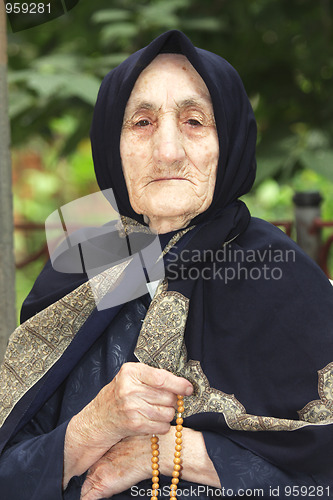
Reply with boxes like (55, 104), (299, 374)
(79, 426), (221, 500)
(76, 362), (193, 445)
(80, 435), (151, 500)
(63, 362), (193, 488)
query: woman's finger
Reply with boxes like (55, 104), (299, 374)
(132, 385), (178, 407)
(80, 481), (101, 500)
(121, 362), (193, 396)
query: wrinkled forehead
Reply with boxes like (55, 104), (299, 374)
(123, 53), (214, 116)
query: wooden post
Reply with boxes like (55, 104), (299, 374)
(0, 0), (16, 362)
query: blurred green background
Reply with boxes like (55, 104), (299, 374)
(7, 0), (333, 318)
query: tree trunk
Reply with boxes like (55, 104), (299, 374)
(0, 0), (16, 362)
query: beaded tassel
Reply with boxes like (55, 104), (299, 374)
(150, 395), (184, 500)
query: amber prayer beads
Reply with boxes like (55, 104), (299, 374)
(150, 394), (184, 500)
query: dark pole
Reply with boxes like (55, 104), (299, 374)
(0, 0), (16, 361)
(293, 191), (323, 264)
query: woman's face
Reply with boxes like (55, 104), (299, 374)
(120, 54), (219, 233)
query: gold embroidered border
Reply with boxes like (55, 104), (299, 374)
(297, 362), (333, 424)
(161, 227), (194, 258)
(118, 216), (194, 260)
(134, 281), (333, 431)
(0, 259), (131, 428)
(135, 280), (188, 374)
(119, 216), (153, 237)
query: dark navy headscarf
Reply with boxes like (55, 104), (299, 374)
(90, 29), (256, 227)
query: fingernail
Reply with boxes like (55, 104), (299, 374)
(185, 385), (193, 396)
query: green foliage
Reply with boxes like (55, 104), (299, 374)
(7, 0), (223, 149)
(8, 0), (333, 175)
(15, 261), (45, 323)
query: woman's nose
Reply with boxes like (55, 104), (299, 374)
(152, 116), (185, 166)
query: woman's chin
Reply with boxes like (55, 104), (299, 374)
(140, 194), (198, 218)
(145, 205), (194, 220)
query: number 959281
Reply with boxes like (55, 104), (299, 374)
(5, 3), (51, 14)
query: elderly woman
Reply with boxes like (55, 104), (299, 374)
(0, 31), (332, 500)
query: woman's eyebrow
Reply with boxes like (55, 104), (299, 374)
(129, 101), (161, 113)
(176, 96), (212, 110)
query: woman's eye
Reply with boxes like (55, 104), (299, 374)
(135, 119), (151, 127)
(186, 119), (202, 127)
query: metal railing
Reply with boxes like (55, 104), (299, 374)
(14, 192), (333, 278)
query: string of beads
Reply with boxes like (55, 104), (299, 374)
(150, 395), (184, 500)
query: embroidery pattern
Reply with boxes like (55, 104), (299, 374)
(119, 216), (153, 237)
(161, 227), (194, 258)
(119, 216), (194, 259)
(134, 282), (333, 431)
(0, 260), (131, 428)
(135, 280), (188, 373)
(298, 362), (333, 424)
